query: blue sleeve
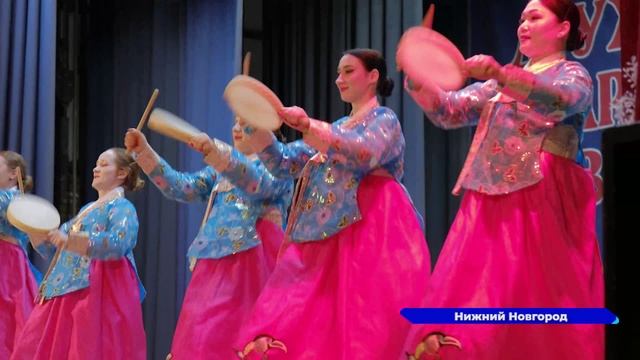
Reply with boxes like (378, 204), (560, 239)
(220, 150), (294, 201)
(147, 158), (217, 203)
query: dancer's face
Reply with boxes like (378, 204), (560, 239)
(335, 54), (378, 104)
(92, 150), (127, 192)
(517, 0), (570, 59)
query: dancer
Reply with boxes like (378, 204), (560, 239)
(12, 148), (146, 360)
(404, 1), (603, 359)
(124, 117), (292, 360)
(0, 151), (39, 358)
(236, 48), (431, 359)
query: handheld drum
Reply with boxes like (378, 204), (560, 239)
(223, 75), (284, 131)
(396, 26), (466, 91)
(7, 194), (60, 246)
(148, 108), (203, 144)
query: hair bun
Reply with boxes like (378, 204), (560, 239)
(379, 77), (394, 97)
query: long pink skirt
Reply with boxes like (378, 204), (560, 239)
(235, 175), (431, 359)
(169, 219), (284, 360)
(11, 258), (146, 360)
(0, 241), (37, 358)
(404, 152), (604, 360)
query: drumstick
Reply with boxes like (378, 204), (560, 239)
(137, 88), (160, 130)
(422, 3), (435, 28)
(242, 52), (252, 76)
(201, 188), (216, 229)
(39, 218), (69, 303)
(38, 245), (65, 304)
(16, 166), (24, 193)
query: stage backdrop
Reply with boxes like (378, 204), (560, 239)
(0, 0), (56, 200)
(469, 0), (626, 245)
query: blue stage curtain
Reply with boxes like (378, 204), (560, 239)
(0, 0), (56, 200)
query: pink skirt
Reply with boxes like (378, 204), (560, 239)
(235, 175), (431, 359)
(169, 219), (283, 360)
(404, 152), (604, 360)
(0, 241), (37, 358)
(11, 258), (146, 360)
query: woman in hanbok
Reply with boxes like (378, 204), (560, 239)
(124, 117), (293, 360)
(235, 48), (431, 359)
(12, 147), (146, 360)
(403, 1), (603, 359)
(0, 151), (39, 358)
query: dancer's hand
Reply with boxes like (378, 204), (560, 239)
(48, 230), (68, 249)
(190, 134), (232, 170)
(278, 106), (310, 133)
(404, 76), (442, 112)
(188, 133), (215, 156)
(124, 128), (151, 154)
(464, 54), (503, 81)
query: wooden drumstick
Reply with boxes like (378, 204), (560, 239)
(242, 52), (252, 76)
(38, 246), (62, 304)
(16, 166), (24, 193)
(201, 188), (216, 230)
(422, 3), (435, 28)
(137, 88), (160, 130)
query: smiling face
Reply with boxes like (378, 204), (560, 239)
(91, 150), (127, 193)
(335, 54), (378, 104)
(517, 0), (570, 60)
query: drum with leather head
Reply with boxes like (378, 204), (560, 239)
(223, 75), (284, 131)
(7, 194), (60, 246)
(148, 108), (203, 144)
(396, 26), (466, 91)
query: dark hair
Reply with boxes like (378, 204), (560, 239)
(538, 0), (586, 51)
(109, 147), (145, 192)
(0, 150), (33, 192)
(343, 48), (394, 97)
